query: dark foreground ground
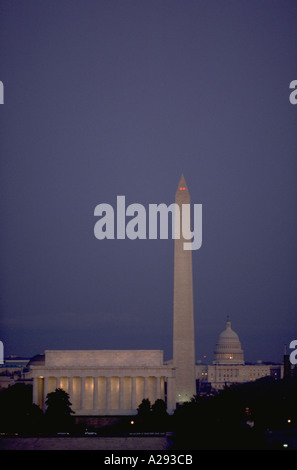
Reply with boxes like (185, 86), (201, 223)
(0, 436), (171, 450)
(1, 429), (297, 451)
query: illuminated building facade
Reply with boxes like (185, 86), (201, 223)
(196, 319), (283, 392)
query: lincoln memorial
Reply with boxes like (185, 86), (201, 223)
(29, 350), (176, 415)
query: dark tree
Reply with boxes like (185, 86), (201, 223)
(25, 403), (45, 434)
(137, 398), (151, 416)
(151, 399), (169, 430)
(0, 383), (33, 433)
(44, 388), (74, 433)
(152, 398), (167, 416)
(136, 398), (152, 429)
(136, 398), (170, 430)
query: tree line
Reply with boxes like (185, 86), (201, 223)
(1, 376), (297, 449)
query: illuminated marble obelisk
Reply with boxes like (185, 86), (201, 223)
(173, 174), (196, 404)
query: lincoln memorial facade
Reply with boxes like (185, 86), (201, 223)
(28, 350), (176, 415)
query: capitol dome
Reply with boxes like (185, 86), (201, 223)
(213, 318), (244, 365)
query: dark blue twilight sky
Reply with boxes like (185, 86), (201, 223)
(1, 1), (297, 363)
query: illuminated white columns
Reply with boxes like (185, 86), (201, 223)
(144, 376), (148, 399)
(119, 377), (124, 410)
(106, 377), (111, 410)
(68, 376), (73, 404)
(33, 377), (39, 405)
(93, 376), (98, 410)
(166, 376), (176, 413)
(81, 376), (86, 410)
(131, 377), (137, 410)
(156, 376), (161, 400)
(31, 371), (173, 415)
(43, 377), (48, 409)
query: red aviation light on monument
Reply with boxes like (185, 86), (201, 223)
(176, 174), (188, 194)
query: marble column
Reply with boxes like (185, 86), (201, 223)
(156, 376), (161, 400)
(68, 376), (73, 404)
(33, 377), (39, 406)
(166, 376), (176, 414)
(106, 377), (111, 410)
(93, 377), (98, 410)
(81, 376), (86, 410)
(131, 377), (136, 410)
(144, 376), (148, 399)
(56, 377), (60, 389)
(43, 377), (48, 410)
(119, 377), (124, 410)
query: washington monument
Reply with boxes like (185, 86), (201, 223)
(173, 174), (196, 403)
